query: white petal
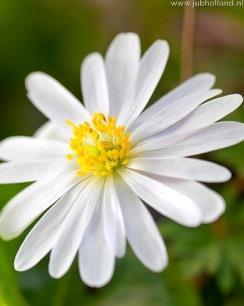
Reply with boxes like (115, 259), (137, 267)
(131, 130), (187, 155)
(105, 32), (140, 116)
(0, 159), (75, 184)
(133, 121), (244, 156)
(129, 157), (231, 182)
(48, 178), (103, 279)
(131, 89), (222, 143)
(155, 94), (243, 139)
(79, 197), (115, 287)
(14, 184), (83, 271)
(140, 122), (244, 158)
(159, 73), (216, 102)
(34, 121), (68, 142)
(81, 53), (109, 115)
(156, 177), (225, 223)
(115, 176), (168, 272)
(118, 40), (169, 126)
(132, 73), (216, 127)
(0, 136), (67, 162)
(102, 176), (126, 258)
(119, 169), (201, 227)
(26, 72), (90, 130)
(0, 172), (79, 240)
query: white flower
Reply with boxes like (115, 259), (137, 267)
(0, 32), (243, 287)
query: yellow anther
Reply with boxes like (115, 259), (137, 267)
(66, 113), (131, 176)
(66, 154), (74, 160)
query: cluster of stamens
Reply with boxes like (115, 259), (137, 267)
(66, 113), (131, 176)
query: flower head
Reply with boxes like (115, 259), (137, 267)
(0, 32), (243, 287)
(67, 112), (130, 176)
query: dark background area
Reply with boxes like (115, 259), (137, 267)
(0, 0), (243, 305)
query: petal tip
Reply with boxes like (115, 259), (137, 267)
(203, 197), (226, 224)
(234, 94), (243, 105)
(143, 252), (168, 273)
(223, 169), (232, 182)
(14, 257), (26, 272)
(48, 265), (65, 279)
(198, 72), (216, 83)
(0, 223), (17, 241)
(82, 274), (114, 288)
(155, 39), (170, 52)
(25, 71), (47, 90)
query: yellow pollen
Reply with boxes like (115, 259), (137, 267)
(66, 113), (131, 176)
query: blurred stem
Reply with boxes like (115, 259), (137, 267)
(180, 1), (196, 81)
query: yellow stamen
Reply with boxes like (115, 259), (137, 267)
(67, 112), (131, 176)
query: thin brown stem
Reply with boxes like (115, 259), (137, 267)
(180, 1), (196, 81)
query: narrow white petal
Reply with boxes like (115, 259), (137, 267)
(48, 178), (103, 279)
(0, 172), (79, 240)
(119, 169), (201, 227)
(119, 40), (169, 126)
(131, 131), (188, 155)
(79, 199), (115, 287)
(14, 184), (83, 271)
(115, 176), (168, 272)
(0, 159), (75, 184)
(105, 32), (140, 116)
(81, 53), (109, 115)
(140, 122), (244, 158)
(155, 177), (226, 223)
(34, 121), (68, 142)
(160, 73), (216, 101)
(26, 72), (90, 129)
(129, 157), (231, 182)
(102, 176), (126, 258)
(131, 89), (222, 143)
(132, 73), (216, 127)
(0, 136), (67, 162)
(155, 94), (243, 139)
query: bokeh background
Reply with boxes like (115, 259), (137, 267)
(0, 0), (243, 305)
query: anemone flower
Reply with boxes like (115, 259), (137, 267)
(0, 32), (243, 287)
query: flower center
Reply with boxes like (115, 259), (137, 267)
(66, 113), (131, 176)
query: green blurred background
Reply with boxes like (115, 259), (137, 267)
(0, 0), (243, 305)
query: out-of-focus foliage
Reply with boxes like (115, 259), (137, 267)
(0, 0), (243, 305)
(160, 185), (244, 306)
(0, 242), (28, 306)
